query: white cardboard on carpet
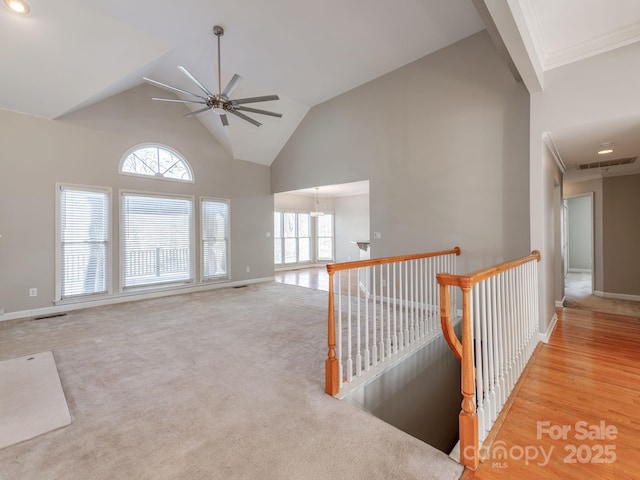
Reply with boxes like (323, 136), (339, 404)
(0, 351), (71, 450)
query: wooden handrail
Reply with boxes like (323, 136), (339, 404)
(437, 250), (541, 289)
(436, 250), (542, 470)
(325, 246), (461, 396)
(326, 246), (461, 274)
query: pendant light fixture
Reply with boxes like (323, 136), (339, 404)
(310, 187), (324, 217)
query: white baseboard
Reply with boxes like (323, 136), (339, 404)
(0, 277), (274, 323)
(594, 290), (640, 302)
(539, 313), (558, 344)
(555, 296), (566, 308)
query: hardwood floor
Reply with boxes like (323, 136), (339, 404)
(465, 307), (640, 479)
(275, 266), (360, 295)
(275, 267), (330, 291)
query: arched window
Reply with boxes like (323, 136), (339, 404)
(119, 144), (193, 182)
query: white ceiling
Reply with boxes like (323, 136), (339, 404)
(2, 0), (640, 176)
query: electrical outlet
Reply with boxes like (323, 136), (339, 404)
(245, 266), (251, 273)
(29, 288), (37, 297)
(373, 232), (382, 239)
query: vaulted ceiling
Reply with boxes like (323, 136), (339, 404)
(2, 0), (640, 171)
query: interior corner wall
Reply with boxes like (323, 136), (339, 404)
(0, 84), (272, 315)
(334, 194), (370, 263)
(566, 196), (592, 271)
(538, 143), (563, 328)
(602, 174), (640, 296)
(271, 30), (531, 274)
(563, 179), (603, 292)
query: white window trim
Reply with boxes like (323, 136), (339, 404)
(316, 213), (335, 262)
(55, 183), (113, 302)
(118, 143), (195, 184)
(200, 196), (231, 283)
(119, 189), (196, 293)
(274, 209), (313, 267)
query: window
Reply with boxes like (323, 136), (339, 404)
(201, 198), (230, 281)
(317, 214), (334, 261)
(274, 211), (311, 266)
(120, 145), (193, 182)
(57, 184), (111, 299)
(121, 192), (193, 288)
(274, 212), (283, 264)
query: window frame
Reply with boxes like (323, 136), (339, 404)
(316, 213), (335, 262)
(274, 210), (313, 267)
(118, 143), (195, 184)
(119, 189), (195, 291)
(201, 196), (231, 282)
(55, 183), (113, 302)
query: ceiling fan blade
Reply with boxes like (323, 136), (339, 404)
(228, 109), (262, 127)
(220, 114), (229, 127)
(152, 98), (208, 105)
(177, 66), (215, 97)
(236, 106), (282, 118)
(184, 106), (213, 118)
(233, 95), (280, 105)
(221, 74), (243, 99)
(144, 77), (207, 100)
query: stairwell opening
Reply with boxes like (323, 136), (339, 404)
(344, 325), (462, 454)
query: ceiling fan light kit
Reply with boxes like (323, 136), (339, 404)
(143, 25), (282, 127)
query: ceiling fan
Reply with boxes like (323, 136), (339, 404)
(143, 25), (282, 127)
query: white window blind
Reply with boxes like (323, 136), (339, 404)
(121, 192), (193, 288)
(59, 186), (110, 298)
(201, 198), (229, 281)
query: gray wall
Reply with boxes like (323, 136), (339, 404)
(564, 180), (603, 291)
(272, 31), (531, 274)
(541, 143), (563, 323)
(566, 196), (592, 271)
(334, 194), (370, 263)
(0, 84), (273, 315)
(603, 174), (640, 296)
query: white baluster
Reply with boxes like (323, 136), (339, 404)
(356, 268), (362, 377)
(372, 265), (378, 367)
(337, 272), (343, 388)
(471, 285), (486, 442)
(377, 265), (384, 361)
(346, 270), (353, 382)
(398, 262), (405, 350)
(392, 263), (398, 354)
(364, 266), (370, 371)
(419, 259), (425, 338)
(386, 263), (392, 357)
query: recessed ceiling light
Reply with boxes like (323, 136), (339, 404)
(4, 0), (30, 14)
(597, 149), (614, 155)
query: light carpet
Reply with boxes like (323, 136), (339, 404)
(0, 282), (463, 480)
(0, 351), (71, 450)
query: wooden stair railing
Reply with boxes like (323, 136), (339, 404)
(325, 247), (461, 396)
(437, 251), (541, 470)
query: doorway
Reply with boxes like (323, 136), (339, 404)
(563, 194), (594, 298)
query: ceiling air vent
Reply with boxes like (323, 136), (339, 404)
(578, 156), (637, 170)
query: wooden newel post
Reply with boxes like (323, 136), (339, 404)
(325, 268), (339, 395)
(459, 284), (479, 469)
